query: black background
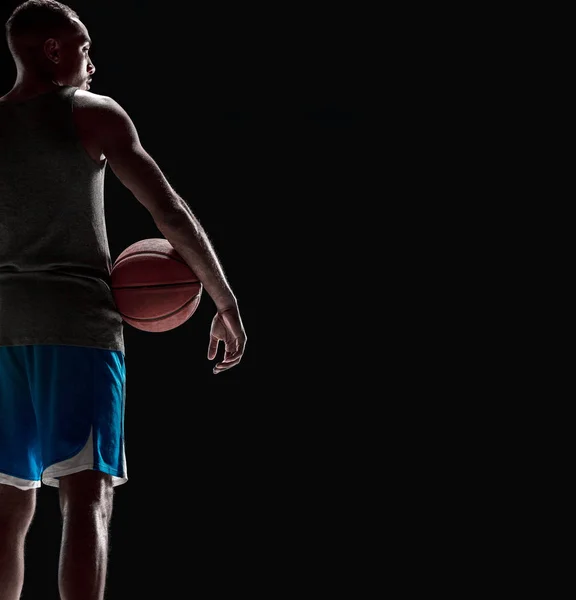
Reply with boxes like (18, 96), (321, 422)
(0, 1), (360, 597)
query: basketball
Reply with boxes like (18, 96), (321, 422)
(111, 238), (203, 332)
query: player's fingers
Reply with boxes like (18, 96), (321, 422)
(213, 355), (242, 373)
(208, 336), (219, 360)
(213, 349), (243, 372)
(224, 338), (240, 356)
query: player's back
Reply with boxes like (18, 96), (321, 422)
(0, 85), (124, 353)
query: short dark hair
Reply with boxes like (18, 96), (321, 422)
(6, 1), (80, 60)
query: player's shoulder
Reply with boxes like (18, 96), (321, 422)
(73, 89), (119, 113)
(72, 89), (131, 128)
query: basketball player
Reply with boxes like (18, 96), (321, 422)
(0, 2), (247, 599)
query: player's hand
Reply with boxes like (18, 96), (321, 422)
(208, 305), (247, 374)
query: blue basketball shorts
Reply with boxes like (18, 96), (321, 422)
(0, 344), (127, 490)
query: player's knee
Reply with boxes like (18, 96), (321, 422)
(0, 484), (36, 530)
(59, 470), (114, 518)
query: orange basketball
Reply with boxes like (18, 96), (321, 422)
(111, 238), (202, 332)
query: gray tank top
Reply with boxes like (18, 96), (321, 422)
(0, 85), (125, 353)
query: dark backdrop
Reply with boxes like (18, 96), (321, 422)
(0, 1), (359, 597)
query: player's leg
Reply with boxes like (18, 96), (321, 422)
(58, 469), (114, 600)
(0, 345), (42, 600)
(28, 345), (127, 599)
(0, 484), (37, 600)
(53, 346), (126, 600)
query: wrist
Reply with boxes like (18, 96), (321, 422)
(215, 295), (238, 313)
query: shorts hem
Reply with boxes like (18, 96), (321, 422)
(0, 470), (42, 490)
(42, 463), (128, 488)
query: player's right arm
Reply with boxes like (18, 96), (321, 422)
(88, 94), (238, 313)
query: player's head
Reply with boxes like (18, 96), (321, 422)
(5, 0), (95, 91)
